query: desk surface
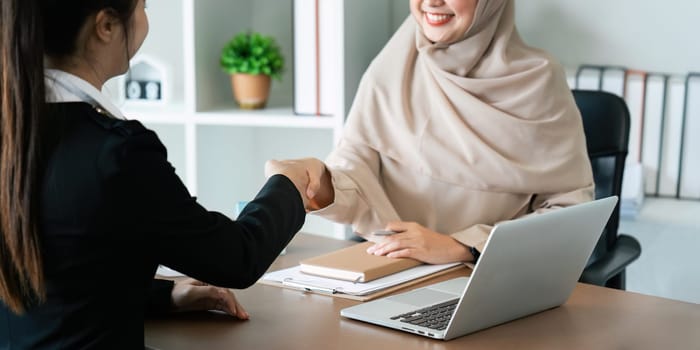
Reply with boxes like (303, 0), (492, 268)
(146, 233), (700, 350)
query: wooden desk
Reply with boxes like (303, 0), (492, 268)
(146, 234), (700, 349)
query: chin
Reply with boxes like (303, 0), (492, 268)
(424, 32), (451, 44)
(118, 65), (130, 76)
(421, 26), (457, 44)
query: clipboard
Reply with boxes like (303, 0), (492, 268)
(258, 263), (468, 301)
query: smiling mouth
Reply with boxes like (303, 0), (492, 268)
(424, 12), (454, 25)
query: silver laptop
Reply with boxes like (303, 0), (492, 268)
(340, 196), (618, 340)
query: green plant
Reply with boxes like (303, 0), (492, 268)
(220, 31), (284, 80)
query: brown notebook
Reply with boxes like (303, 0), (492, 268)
(299, 242), (423, 282)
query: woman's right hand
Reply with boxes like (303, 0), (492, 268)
(264, 158), (333, 211)
(171, 278), (249, 320)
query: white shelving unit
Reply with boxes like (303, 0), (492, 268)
(105, 0), (399, 239)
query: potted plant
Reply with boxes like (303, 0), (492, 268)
(220, 31), (284, 109)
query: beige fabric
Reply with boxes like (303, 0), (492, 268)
(313, 0), (593, 252)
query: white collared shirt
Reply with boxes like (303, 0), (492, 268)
(45, 69), (125, 120)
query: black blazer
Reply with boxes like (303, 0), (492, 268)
(0, 102), (305, 349)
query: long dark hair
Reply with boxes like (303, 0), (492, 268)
(0, 0), (138, 315)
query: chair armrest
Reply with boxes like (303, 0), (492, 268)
(580, 234), (641, 286)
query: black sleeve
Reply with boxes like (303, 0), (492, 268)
(146, 279), (175, 316)
(114, 126), (305, 288)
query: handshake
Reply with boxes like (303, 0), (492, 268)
(264, 157), (333, 211)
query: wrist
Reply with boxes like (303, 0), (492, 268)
(450, 239), (473, 263)
(311, 167), (334, 209)
(468, 245), (481, 264)
(451, 238), (480, 263)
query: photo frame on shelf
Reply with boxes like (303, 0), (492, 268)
(121, 54), (169, 106)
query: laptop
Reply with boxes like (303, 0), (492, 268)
(340, 196), (618, 340)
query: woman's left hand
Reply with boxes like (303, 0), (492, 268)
(365, 222), (472, 264)
(170, 278), (249, 320)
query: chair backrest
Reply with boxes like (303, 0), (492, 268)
(571, 90), (630, 263)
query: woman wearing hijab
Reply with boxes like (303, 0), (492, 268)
(267, 0), (593, 264)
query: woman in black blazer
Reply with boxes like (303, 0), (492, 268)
(0, 0), (317, 348)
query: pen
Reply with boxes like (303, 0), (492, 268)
(372, 230), (398, 236)
(282, 280), (336, 294)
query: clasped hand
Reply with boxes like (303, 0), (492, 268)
(264, 157), (331, 211)
(263, 159), (471, 264)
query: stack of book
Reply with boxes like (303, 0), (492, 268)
(299, 242), (423, 282)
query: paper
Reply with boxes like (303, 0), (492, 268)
(641, 75), (668, 195)
(575, 66), (602, 90)
(262, 262), (463, 296)
(678, 74), (700, 199)
(601, 68), (626, 97)
(156, 265), (185, 277)
(624, 72), (645, 164)
(658, 78), (686, 197)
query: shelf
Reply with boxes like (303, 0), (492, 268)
(123, 105), (337, 129)
(196, 107), (336, 129)
(122, 102), (189, 124)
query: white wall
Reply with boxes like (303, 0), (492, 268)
(515, 0), (700, 74)
(390, 0), (700, 74)
(391, 1), (410, 34)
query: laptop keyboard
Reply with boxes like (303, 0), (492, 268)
(390, 298), (459, 330)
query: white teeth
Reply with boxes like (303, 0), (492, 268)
(426, 13), (452, 23)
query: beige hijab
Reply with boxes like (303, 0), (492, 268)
(342, 0), (592, 193)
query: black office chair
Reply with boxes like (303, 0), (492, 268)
(573, 89), (642, 290)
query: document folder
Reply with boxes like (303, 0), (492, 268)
(259, 263), (465, 301)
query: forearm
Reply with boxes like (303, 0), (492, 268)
(528, 183), (595, 214)
(120, 130), (305, 291)
(450, 184), (594, 255)
(156, 175), (305, 289)
(450, 224), (492, 254)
